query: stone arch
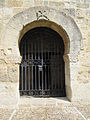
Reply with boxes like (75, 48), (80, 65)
(18, 20), (69, 55)
(1, 6), (82, 102)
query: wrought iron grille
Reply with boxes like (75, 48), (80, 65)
(19, 27), (66, 97)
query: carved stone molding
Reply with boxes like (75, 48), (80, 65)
(36, 10), (49, 20)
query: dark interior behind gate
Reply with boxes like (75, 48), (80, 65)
(19, 27), (66, 97)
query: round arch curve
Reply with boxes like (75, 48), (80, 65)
(18, 20), (70, 55)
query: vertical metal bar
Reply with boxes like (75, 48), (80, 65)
(51, 59), (53, 91)
(52, 39), (55, 91)
(24, 41), (26, 91)
(41, 36), (43, 92)
(32, 42), (33, 90)
(21, 64), (23, 91)
(57, 44), (59, 90)
(51, 41), (53, 92)
(25, 66), (27, 91)
(35, 65), (36, 91)
(28, 65), (30, 90)
(35, 43), (37, 91)
(48, 65), (50, 90)
(57, 46), (59, 90)
(28, 44), (30, 90)
(38, 66), (40, 90)
(19, 65), (21, 90)
(45, 53), (47, 90)
(61, 57), (63, 89)
(38, 36), (40, 90)
(57, 62), (59, 90)
(47, 48), (49, 90)
(23, 65), (25, 90)
(55, 43), (58, 90)
(40, 33), (42, 92)
(46, 67), (47, 92)
(58, 47), (60, 89)
(48, 40), (50, 94)
(30, 44), (31, 90)
(60, 57), (62, 89)
(25, 40), (26, 60)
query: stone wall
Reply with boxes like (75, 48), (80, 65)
(0, 0), (90, 106)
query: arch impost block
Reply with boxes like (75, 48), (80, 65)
(4, 55), (22, 64)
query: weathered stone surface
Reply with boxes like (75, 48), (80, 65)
(0, 98), (89, 120)
(0, 65), (7, 82)
(0, 107), (13, 120)
(0, 0), (89, 110)
(10, 98), (89, 120)
(0, 82), (19, 106)
(73, 102), (90, 120)
(0, 0), (5, 8)
(6, 0), (23, 7)
(7, 65), (19, 82)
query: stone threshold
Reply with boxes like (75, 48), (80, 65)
(19, 97), (70, 106)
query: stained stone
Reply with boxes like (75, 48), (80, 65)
(0, 0), (5, 7)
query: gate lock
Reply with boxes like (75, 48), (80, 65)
(38, 65), (43, 71)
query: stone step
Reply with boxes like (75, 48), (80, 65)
(0, 98), (89, 120)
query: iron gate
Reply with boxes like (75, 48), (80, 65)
(19, 27), (66, 97)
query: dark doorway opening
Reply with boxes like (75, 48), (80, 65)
(19, 27), (66, 97)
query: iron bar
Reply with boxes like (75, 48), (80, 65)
(45, 52), (47, 90)
(21, 65), (23, 90)
(31, 43), (33, 90)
